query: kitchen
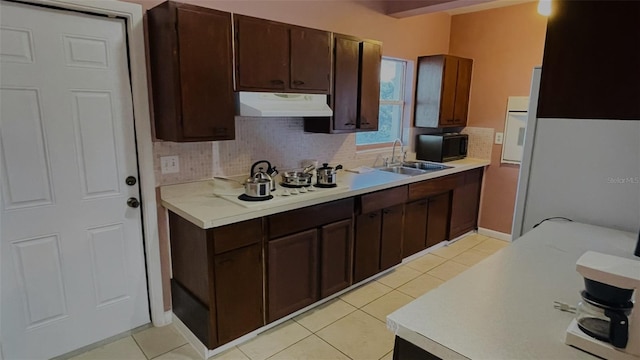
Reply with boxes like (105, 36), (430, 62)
(1, 0), (639, 359)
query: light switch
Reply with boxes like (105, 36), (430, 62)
(161, 156), (179, 174)
(495, 132), (504, 145)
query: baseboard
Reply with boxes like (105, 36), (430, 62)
(478, 227), (512, 242)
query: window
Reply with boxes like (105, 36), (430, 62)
(356, 58), (407, 148)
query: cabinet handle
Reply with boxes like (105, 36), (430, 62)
(383, 209), (392, 215)
(344, 122), (355, 126)
(368, 212), (378, 218)
(270, 79), (285, 85)
(292, 80), (305, 86)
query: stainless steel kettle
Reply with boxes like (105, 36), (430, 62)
(250, 160), (276, 191)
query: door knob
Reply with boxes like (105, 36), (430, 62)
(127, 197), (140, 208)
(126, 176), (137, 186)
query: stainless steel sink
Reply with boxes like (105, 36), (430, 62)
(375, 161), (452, 177)
(376, 166), (429, 176)
(402, 161), (453, 171)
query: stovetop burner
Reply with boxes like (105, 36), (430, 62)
(314, 183), (337, 188)
(214, 182), (348, 209)
(238, 194), (273, 202)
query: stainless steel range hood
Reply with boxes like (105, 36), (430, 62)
(237, 92), (333, 117)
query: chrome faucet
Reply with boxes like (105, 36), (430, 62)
(390, 138), (405, 166)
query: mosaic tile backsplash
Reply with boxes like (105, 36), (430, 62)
(153, 118), (495, 186)
(462, 126), (494, 160)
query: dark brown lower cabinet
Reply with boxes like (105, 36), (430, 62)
(380, 204), (404, 271)
(214, 244), (263, 344)
(403, 192), (451, 257)
(268, 229), (319, 322)
(426, 192), (450, 248)
(168, 213), (264, 348)
(402, 199), (428, 258)
(354, 211), (382, 282)
(450, 168), (482, 239)
(320, 219), (354, 298)
(354, 204), (405, 282)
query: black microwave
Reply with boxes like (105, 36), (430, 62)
(416, 133), (468, 162)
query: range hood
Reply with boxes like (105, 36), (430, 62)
(237, 92), (333, 117)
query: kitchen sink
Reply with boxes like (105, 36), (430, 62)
(375, 161), (453, 177)
(402, 161), (453, 171)
(376, 166), (429, 176)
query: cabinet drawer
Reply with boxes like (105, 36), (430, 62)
(357, 186), (407, 214)
(213, 218), (262, 254)
(268, 198), (354, 239)
(408, 175), (459, 201)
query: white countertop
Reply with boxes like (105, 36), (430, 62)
(386, 221), (639, 359)
(160, 158), (489, 229)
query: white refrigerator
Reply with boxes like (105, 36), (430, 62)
(512, 68), (640, 238)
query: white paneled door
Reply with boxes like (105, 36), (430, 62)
(0, 2), (150, 358)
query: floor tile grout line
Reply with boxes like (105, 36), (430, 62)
(313, 331), (355, 360)
(294, 302), (357, 334)
(131, 330), (188, 360)
(235, 345), (251, 360)
(129, 334), (151, 360)
(262, 333), (314, 360)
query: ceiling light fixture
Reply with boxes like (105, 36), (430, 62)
(537, 0), (552, 16)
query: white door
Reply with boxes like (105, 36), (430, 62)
(0, 2), (150, 359)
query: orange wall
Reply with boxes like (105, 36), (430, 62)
(449, 2), (547, 234)
(128, 0), (452, 61)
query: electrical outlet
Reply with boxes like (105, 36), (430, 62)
(495, 132), (504, 145)
(160, 156), (179, 174)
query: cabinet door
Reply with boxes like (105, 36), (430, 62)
(148, 3), (235, 141)
(354, 211), (382, 282)
(333, 36), (359, 131)
(214, 244), (263, 345)
(177, 7), (234, 140)
(267, 229), (319, 322)
(320, 219), (353, 298)
(426, 192), (450, 248)
(452, 58), (472, 126)
(358, 41), (382, 130)
(290, 27), (331, 93)
(439, 56), (458, 127)
(235, 15), (289, 91)
(380, 204), (404, 271)
(450, 169), (483, 239)
(403, 199), (427, 258)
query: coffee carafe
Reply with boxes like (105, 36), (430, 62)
(565, 251), (640, 359)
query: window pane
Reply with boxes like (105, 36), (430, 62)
(355, 104), (402, 145)
(380, 59), (404, 101)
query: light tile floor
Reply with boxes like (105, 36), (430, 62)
(69, 233), (508, 360)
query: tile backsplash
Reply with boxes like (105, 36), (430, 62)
(153, 118), (496, 186)
(153, 141), (212, 186)
(462, 126), (494, 160)
(213, 117), (355, 177)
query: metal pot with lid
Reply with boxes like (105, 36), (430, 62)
(281, 165), (315, 187)
(316, 163), (342, 186)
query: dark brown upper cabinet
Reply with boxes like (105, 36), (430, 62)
(234, 15), (331, 93)
(147, 1), (235, 141)
(304, 35), (382, 133)
(414, 55), (473, 128)
(537, 0), (640, 120)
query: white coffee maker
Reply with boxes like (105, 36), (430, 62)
(565, 251), (640, 360)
